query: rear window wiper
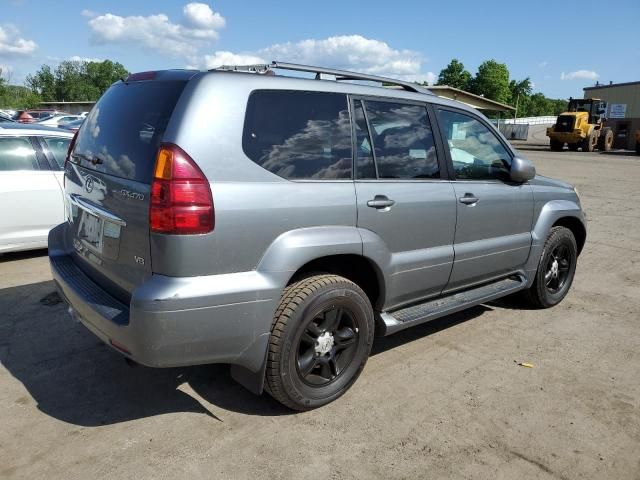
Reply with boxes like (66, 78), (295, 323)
(72, 152), (104, 165)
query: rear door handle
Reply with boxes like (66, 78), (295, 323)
(367, 195), (396, 209)
(459, 193), (479, 205)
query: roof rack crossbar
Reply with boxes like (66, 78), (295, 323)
(215, 61), (432, 94)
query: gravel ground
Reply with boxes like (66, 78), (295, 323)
(1, 148), (639, 480)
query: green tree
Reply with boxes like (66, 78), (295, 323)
(26, 59), (128, 102)
(26, 64), (56, 101)
(86, 60), (128, 94)
(469, 60), (511, 105)
(436, 59), (472, 90)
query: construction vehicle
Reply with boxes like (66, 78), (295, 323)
(635, 130), (640, 155)
(546, 97), (613, 152)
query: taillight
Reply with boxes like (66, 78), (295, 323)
(126, 71), (157, 82)
(150, 143), (214, 234)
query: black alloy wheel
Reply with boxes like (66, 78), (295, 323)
(297, 305), (359, 386)
(544, 243), (571, 294)
(524, 226), (578, 308)
(266, 274), (374, 410)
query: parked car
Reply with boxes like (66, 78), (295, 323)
(0, 109), (16, 121)
(15, 111), (36, 123)
(36, 114), (83, 127)
(0, 124), (73, 253)
(0, 113), (15, 123)
(58, 118), (84, 132)
(49, 63), (586, 410)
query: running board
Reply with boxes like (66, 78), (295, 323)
(379, 276), (527, 336)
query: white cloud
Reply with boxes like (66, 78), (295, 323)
(0, 24), (37, 56)
(87, 2), (225, 57)
(183, 3), (225, 30)
(81, 9), (97, 18)
(68, 55), (104, 63)
(203, 35), (436, 85)
(561, 70), (599, 81)
(203, 51), (266, 68)
(538, 61), (548, 68)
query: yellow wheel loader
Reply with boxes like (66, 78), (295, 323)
(546, 98), (613, 152)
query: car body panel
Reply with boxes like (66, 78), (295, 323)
(355, 180), (457, 309)
(48, 69), (587, 395)
(0, 128), (72, 253)
(445, 181), (534, 291)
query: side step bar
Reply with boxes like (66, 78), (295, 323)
(379, 276), (527, 336)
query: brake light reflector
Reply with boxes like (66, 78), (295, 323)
(126, 71), (157, 82)
(150, 144), (214, 234)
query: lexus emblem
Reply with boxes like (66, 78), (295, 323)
(85, 177), (94, 193)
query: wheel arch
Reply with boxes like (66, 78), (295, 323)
(525, 200), (587, 278)
(288, 254), (386, 312)
(552, 216), (586, 255)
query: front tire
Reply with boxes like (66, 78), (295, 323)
(266, 274), (374, 410)
(582, 131), (597, 152)
(550, 139), (564, 151)
(524, 226), (578, 308)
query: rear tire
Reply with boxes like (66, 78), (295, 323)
(635, 142), (640, 155)
(582, 131), (596, 152)
(598, 128), (613, 151)
(550, 139), (564, 151)
(523, 226), (577, 308)
(266, 274), (374, 410)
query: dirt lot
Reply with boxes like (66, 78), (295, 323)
(1, 148), (639, 480)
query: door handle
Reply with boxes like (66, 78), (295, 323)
(459, 193), (479, 205)
(367, 195), (396, 209)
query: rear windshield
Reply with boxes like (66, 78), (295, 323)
(71, 81), (186, 183)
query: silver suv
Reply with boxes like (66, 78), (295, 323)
(49, 62), (586, 410)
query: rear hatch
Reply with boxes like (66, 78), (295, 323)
(64, 75), (189, 304)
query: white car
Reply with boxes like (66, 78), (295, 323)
(36, 114), (84, 127)
(0, 124), (74, 253)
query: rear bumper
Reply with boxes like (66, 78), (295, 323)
(48, 223), (284, 371)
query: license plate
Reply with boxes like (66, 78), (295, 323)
(77, 210), (103, 253)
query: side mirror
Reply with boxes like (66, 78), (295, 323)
(510, 156), (536, 183)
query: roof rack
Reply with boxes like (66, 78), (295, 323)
(214, 61), (432, 95)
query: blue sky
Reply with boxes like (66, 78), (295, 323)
(1, 0), (639, 99)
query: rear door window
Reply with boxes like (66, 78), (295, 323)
(363, 100), (439, 179)
(242, 90), (352, 180)
(0, 137), (39, 171)
(71, 81), (186, 183)
(41, 136), (71, 169)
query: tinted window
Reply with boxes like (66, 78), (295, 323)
(364, 101), (439, 179)
(437, 109), (512, 180)
(0, 137), (38, 171)
(243, 91), (352, 180)
(353, 100), (376, 179)
(72, 81), (186, 183)
(42, 136), (71, 169)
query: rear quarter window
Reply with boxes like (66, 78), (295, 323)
(242, 90), (352, 180)
(41, 136), (71, 169)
